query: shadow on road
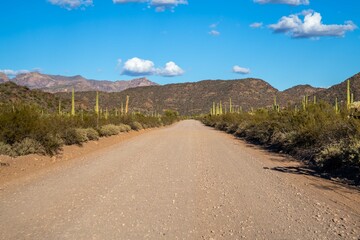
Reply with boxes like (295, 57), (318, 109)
(266, 166), (360, 192)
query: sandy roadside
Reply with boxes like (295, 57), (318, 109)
(0, 128), (154, 187)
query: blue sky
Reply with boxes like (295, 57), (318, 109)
(0, 0), (359, 90)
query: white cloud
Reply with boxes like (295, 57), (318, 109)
(209, 23), (218, 28)
(209, 30), (220, 36)
(269, 10), (357, 38)
(113, 0), (187, 12)
(121, 57), (184, 77)
(0, 69), (30, 76)
(254, 0), (309, 5)
(250, 22), (263, 28)
(157, 61), (184, 77)
(48, 0), (93, 9)
(233, 66), (250, 75)
(122, 57), (156, 76)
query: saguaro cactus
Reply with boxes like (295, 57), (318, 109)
(121, 102), (124, 115)
(58, 100), (62, 115)
(105, 108), (109, 120)
(71, 88), (75, 116)
(335, 97), (339, 114)
(273, 96), (280, 112)
(229, 98), (232, 113)
(212, 102), (216, 115)
(347, 79), (351, 109)
(125, 95), (130, 114)
(302, 95), (308, 111)
(95, 91), (99, 115)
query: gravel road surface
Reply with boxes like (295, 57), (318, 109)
(1, 120), (359, 239)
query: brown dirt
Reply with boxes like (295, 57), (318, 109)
(0, 120), (359, 239)
(0, 129), (152, 187)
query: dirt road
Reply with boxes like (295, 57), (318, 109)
(1, 120), (359, 239)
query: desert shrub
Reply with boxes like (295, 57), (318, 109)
(130, 121), (143, 131)
(161, 110), (179, 125)
(98, 124), (120, 136)
(85, 128), (99, 140)
(39, 133), (64, 155)
(63, 128), (88, 145)
(0, 104), (41, 145)
(0, 142), (13, 156)
(118, 124), (131, 132)
(12, 138), (46, 156)
(225, 124), (238, 134)
(316, 139), (360, 171)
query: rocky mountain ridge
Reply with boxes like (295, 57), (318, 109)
(9, 72), (157, 93)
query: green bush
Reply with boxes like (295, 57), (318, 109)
(85, 128), (99, 140)
(118, 124), (131, 132)
(98, 124), (120, 136)
(13, 138), (46, 156)
(130, 121), (143, 131)
(63, 128), (89, 145)
(0, 142), (13, 156)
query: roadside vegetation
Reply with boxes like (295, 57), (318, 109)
(0, 95), (179, 157)
(200, 81), (360, 184)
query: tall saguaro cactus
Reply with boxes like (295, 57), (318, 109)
(58, 100), (62, 115)
(125, 95), (130, 114)
(347, 79), (351, 110)
(302, 95), (308, 111)
(273, 95), (279, 112)
(105, 108), (109, 120)
(212, 102), (216, 115)
(95, 91), (99, 115)
(71, 88), (75, 116)
(335, 97), (339, 114)
(229, 97), (232, 113)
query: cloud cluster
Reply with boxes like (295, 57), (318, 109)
(48, 0), (93, 9)
(232, 66), (250, 75)
(269, 10), (357, 38)
(254, 0), (309, 5)
(0, 69), (31, 76)
(113, 0), (188, 12)
(121, 57), (184, 77)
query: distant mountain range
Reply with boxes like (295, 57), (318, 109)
(0, 72), (359, 115)
(1, 72), (157, 93)
(0, 73), (9, 83)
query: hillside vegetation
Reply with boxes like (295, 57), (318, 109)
(56, 78), (319, 115)
(56, 73), (360, 115)
(0, 82), (70, 111)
